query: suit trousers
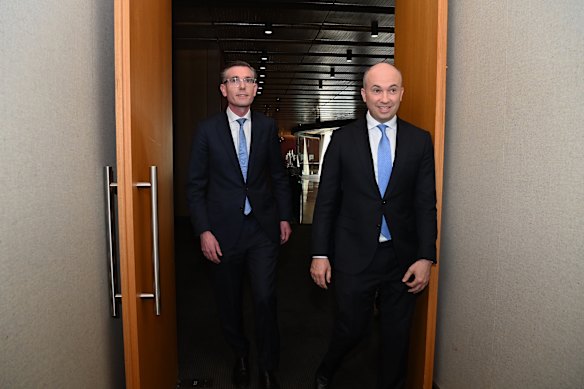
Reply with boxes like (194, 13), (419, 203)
(212, 214), (280, 371)
(320, 241), (417, 389)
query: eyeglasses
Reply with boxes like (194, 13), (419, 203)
(223, 76), (257, 86)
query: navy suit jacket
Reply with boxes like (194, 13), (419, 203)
(187, 111), (292, 250)
(311, 117), (437, 275)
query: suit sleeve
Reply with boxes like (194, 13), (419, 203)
(311, 130), (342, 257)
(414, 131), (438, 263)
(186, 124), (211, 236)
(267, 121), (293, 221)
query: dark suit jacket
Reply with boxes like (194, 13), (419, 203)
(187, 111), (292, 250)
(312, 117), (437, 275)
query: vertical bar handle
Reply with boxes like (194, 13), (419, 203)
(104, 166), (121, 317)
(137, 166), (162, 316)
(149, 166), (162, 316)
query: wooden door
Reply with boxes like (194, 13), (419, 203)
(114, 0), (177, 388)
(394, 0), (448, 388)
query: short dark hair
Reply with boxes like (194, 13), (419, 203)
(221, 60), (257, 81)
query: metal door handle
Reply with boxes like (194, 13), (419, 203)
(137, 166), (162, 316)
(104, 166), (122, 317)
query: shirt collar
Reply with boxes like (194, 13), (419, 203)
(366, 111), (397, 131)
(226, 107), (252, 124)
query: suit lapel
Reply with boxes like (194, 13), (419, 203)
(248, 111), (260, 178)
(217, 113), (244, 178)
(388, 118), (406, 195)
(353, 119), (379, 196)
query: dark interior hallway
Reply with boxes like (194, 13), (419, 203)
(175, 220), (380, 388)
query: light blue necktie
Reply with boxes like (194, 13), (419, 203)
(377, 123), (392, 240)
(236, 118), (252, 215)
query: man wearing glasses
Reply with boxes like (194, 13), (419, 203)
(187, 61), (292, 389)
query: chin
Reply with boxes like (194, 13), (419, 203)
(379, 113), (395, 121)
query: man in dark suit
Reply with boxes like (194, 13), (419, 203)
(310, 62), (437, 389)
(187, 61), (292, 389)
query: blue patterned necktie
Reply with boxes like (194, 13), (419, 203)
(377, 123), (392, 240)
(236, 118), (252, 215)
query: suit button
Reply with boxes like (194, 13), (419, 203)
(382, 200), (387, 205)
(376, 224), (381, 228)
(239, 207), (244, 211)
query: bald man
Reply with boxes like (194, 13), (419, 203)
(310, 63), (437, 389)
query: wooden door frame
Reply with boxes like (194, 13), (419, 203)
(394, 0), (448, 388)
(117, 0), (448, 386)
(115, 0), (177, 387)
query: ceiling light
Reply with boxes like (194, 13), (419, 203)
(261, 50), (268, 61)
(346, 49), (353, 62)
(260, 73), (266, 78)
(264, 22), (273, 35)
(259, 80), (264, 84)
(260, 65), (266, 70)
(371, 21), (379, 38)
(330, 67), (335, 78)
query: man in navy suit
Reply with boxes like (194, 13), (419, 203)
(187, 61), (292, 389)
(310, 62), (437, 389)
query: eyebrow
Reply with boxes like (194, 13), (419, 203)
(369, 84), (400, 88)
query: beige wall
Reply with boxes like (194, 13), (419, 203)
(435, 1), (584, 388)
(0, 1), (124, 388)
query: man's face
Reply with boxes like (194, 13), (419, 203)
(360, 63), (404, 123)
(220, 66), (258, 111)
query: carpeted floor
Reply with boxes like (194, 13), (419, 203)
(175, 219), (379, 388)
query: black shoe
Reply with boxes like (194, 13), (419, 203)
(314, 365), (332, 389)
(259, 370), (280, 389)
(232, 357), (250, 388)
(314, 373), (330, 389)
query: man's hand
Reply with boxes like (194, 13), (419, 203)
(200, 231), (222, 264)
(310, 257), (332, 289)
(280, 221), (292, 244)
(402, 259), (433, 293)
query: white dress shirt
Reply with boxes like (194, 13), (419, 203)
(226, 107), (252, 155)
(366, 111), (397, 242)
(366, 111), (397, 179)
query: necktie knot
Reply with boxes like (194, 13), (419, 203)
(236, 118), (246, 128)
(377, 123), (388, 138)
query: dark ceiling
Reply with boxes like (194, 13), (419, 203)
(174, 0), (395, 130)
